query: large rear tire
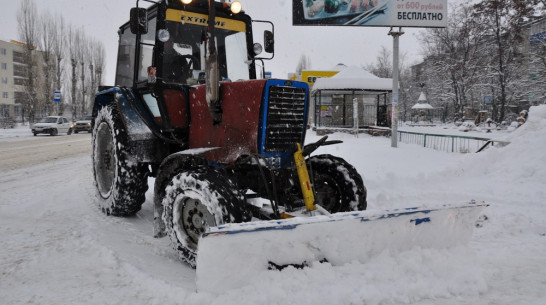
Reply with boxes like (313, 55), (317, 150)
(309, 154), (367, 212)
(163, 167), (249, 267)
(92, 105), (149, 216)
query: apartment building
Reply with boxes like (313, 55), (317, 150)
(0, 40), (25, 119)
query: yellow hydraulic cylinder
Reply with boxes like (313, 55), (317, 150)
(293, 143), (316, 212)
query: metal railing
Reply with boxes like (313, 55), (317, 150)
(397, 130), (491, 153)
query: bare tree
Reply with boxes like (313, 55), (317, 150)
(79, 33), (88, 117)
(38, 11), (57, 115)
(16, 0), (40, 124)
(94, 41), (106, 87)
(68, 25), (82, 121)
(87, 38), (106, 114)
(364, 46), (393, 78)
(51, 13), (66, 115)
(17, 2), (106, 121)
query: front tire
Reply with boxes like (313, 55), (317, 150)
(92, 105), (149, 216)
(309, 154), (367, 212)
(163, 167), (249, 267)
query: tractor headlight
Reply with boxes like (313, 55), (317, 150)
(157, 29), (170, 42)
(230, 1), (242, 14)
(253, 43), (263, 56)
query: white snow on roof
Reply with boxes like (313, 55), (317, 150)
(412, 103), (434, 109)
(312, 66), (392, 92)
(418, 91), (427, 102)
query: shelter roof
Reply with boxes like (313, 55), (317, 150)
(312, 66), (392, 92)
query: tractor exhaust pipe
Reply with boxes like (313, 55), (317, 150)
(205, 0), (222, 123)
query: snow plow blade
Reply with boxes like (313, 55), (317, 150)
(196, 201), (487, 293)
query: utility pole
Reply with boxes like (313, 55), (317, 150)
(389, 27), (404, 148)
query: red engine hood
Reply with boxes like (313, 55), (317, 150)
(188, 79), (267, 164)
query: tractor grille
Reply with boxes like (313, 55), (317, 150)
(264, 85), (307, 152)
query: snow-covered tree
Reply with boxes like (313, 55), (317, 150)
(419, 1), (488, 120)
(472, 0), (542, 121)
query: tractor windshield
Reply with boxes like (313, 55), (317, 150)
(162, 9), (250, 85)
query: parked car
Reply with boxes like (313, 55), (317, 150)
(32, 116), (72, 136)
(70, 115), (93, 134)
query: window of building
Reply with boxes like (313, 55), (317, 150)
(2, 92), (8, 99)
(0, 104), (9, 117)
(0, 48), (6, 56)
(12, 51), (24, 64)
(1, 63), (7, 70)
(1, 77), (7, 84)
(14, 104), (21, 118)
(13, 65), (26, 77)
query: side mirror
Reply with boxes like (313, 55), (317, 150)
(130, 8), (148, 34)
(264, 30), (274, 53)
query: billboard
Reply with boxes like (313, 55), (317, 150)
(293, 0), (447, 28)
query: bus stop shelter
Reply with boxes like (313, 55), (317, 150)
(311, 66), (392, 128)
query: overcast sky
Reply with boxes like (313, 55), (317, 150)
(0, 0), (426, 85)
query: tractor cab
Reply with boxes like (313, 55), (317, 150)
(116, 0), (274, 86)
(157, 7), (251, 85)
(112, 0), (273, 135)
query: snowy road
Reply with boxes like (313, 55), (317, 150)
(0, 132), (196, 304)
(0, 133), (91, 172)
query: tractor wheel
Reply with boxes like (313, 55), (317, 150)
(153, 154), (208, 238)
(92, 105), (149, 216)
(163, 167), (249, 267)
(308, 154), (367, 212)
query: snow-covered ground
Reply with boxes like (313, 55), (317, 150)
(1, 106), (545, 305)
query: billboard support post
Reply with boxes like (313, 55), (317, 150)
(389, 27), (404, 148)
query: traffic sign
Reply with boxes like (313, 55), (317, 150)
(53, 90), (61, 103)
